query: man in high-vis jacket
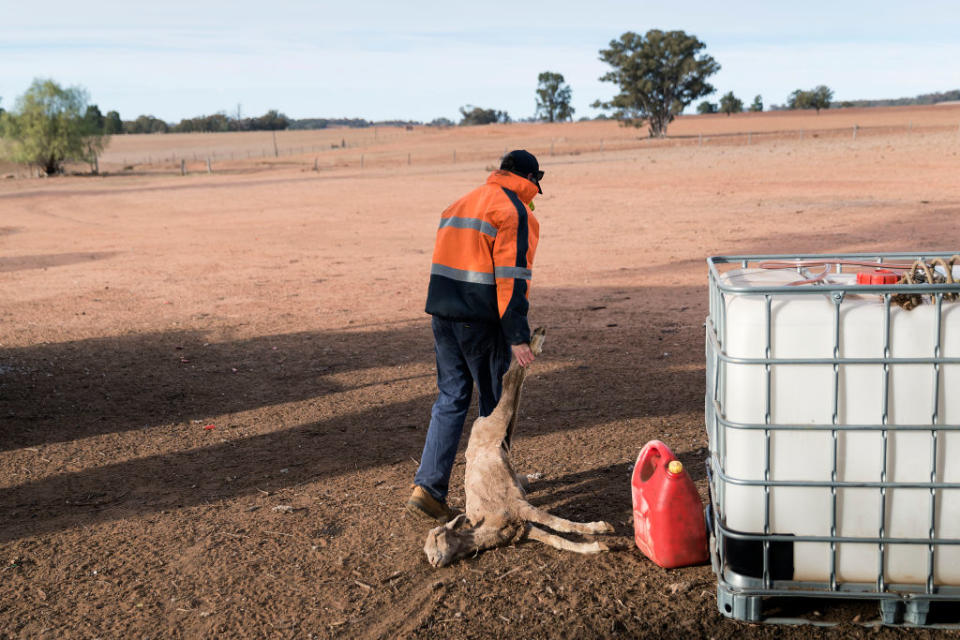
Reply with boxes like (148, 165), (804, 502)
(406, 150), (542, 522)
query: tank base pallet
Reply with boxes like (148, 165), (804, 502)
(718, 583), (960, 628)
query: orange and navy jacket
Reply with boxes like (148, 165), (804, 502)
(425, 170), (540, 345)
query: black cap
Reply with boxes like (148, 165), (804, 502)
(500, 149), (543, 194)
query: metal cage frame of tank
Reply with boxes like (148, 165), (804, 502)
(705, 252), (960, 626)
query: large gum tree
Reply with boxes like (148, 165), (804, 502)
(594, 30), (719, 137)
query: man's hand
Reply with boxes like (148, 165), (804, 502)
(511, 343), (535, 368)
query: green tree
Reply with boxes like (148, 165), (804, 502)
(535, 71), (575, 122)
(124, 115), (169, 134)
(787, 89), (812, 110)
(80, 104), (107, 172)
(719, 91), (743, 116)
(250, 109), (289, 131)
(787, 86), (833, 113)
(458, 105), (510, 126)
(696, 101), (717, 114)
(82, 104), (105, 133)
(750, 95), (763, 112)
(104, 110), (123, 134)
(809, 85), (834, 113)
(0, 79), (107, 175)
(593, 29), (719, 137)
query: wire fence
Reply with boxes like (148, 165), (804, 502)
(38, 120), (960, 178)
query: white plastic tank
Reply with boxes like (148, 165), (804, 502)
(717, 268), (960, 585)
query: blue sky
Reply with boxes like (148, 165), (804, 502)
(3, 1), (960, 123)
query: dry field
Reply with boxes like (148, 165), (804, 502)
(2, 104), (960, 638)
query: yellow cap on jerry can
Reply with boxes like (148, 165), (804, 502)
(667, 460), (683, 475)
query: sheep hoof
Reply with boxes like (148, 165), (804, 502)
(590, 521), (615, 535)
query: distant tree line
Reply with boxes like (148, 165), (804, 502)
(692, 82), (957, 116)
(288, 117), (434, 130)
(289, 117), (374, 129)
(829, 89), (960, 109)
(122, 110), (291, 134)
(697, 93), (763, 115)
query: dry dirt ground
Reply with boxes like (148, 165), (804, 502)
(2, 106), (960, 638)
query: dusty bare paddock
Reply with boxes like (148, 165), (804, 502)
(2, 106), (960, 638)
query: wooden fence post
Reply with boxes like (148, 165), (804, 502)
(853, 125), (858, 140)
(407, 152), (411, 165)
(206, 158), (212, 174)
(698, 133), (702, 146)
(313, 157), (318, 171)
(181, 159), (186, 176)
(360, 154), (364, 168)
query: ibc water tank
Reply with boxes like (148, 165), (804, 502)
(710, 265), (960, 586)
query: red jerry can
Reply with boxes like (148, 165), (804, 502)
(631, 440), (709, 568)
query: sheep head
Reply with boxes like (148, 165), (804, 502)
(423, 514), (472, 567)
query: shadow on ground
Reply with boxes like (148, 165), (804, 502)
(0, 284), (706, 542)
(0, 251), (120, 273)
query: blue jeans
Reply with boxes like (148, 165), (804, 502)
(414, 316), (511, 502)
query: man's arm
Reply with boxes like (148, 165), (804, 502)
(492, 190), (536, 350)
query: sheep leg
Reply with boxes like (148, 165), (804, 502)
(519, 504), (614, 536)
(493, 328), (546, 449)
(527, 525), (608, 554)
(490, 365), (527, 446)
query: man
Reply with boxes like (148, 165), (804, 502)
(406, 150), (543, 522)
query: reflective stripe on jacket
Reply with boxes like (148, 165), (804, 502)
(425, 170), (540, 345)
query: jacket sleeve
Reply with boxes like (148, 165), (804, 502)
(492, 190), (536, 345)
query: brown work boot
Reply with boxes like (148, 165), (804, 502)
(405, 485), (457, 523)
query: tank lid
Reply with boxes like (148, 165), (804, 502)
(667, 460), (683, 475)
(856, 269), (899, 285)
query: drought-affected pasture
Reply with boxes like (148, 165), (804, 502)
(2, 104), (960, 638)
